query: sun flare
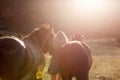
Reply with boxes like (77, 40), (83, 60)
(71, 0), (107, 13)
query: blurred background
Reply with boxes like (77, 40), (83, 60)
(0, 0), (120, 38)
(0, 1), (120, 80)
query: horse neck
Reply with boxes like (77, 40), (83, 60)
(23, 35), (42, 49)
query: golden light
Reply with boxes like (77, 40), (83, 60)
(70, 0), (108, 13)
(39, 0), (119, 34)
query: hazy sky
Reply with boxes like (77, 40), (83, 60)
(39, 0), (120, 32)
(30, 0), (118, 37)
(0, 0), (119, 37)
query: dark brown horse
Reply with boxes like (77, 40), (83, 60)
(0, 24), (54, 80)
(48, 31), (92, 80)
(58, 41), (92, 80)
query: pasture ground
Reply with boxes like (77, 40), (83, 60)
(41, 38), (120, 80)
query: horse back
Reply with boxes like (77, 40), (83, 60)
(0, 37), (25, 80)
(59, 41), (92, 74)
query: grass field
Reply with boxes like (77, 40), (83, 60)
(89, 39), (120, 80)
(41, 38), (120, 80)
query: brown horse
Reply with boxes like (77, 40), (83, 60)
(58, 41), (92, 80)
(0, 24), (54, 80)
(48, 31), (92, 80)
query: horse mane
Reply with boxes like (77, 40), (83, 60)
(54, 31), (68, 50)
(24, 24), (50, 39)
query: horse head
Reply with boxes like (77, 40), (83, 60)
(38, 24), (55, 53)
(51, 31), (68, 55)
(24, 23), (55, 54)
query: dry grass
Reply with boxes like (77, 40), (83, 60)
(41, 38), (120, 80)
(90, 56), (120, 80)
(89, 39), (120, 80)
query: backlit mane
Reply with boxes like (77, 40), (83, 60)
(24, 24), (50, 38)
(54, 31), (68, 50)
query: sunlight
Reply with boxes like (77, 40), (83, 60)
(72, 0), (107, 13)
(39, 0), (118, 34)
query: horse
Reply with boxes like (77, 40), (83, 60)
(59, 41), (92, 80)
(48, 31), (92, 80)
(48, 31), (68, 80)
(0, 24), (55, 80)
